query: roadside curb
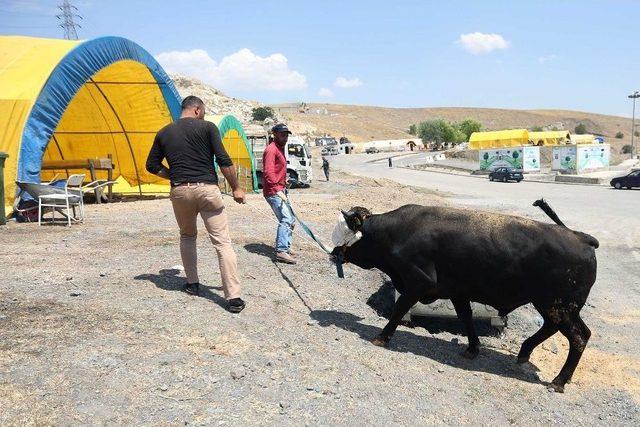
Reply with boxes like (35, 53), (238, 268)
(394, 165), (607, 187)
(364, 152), (426, 164)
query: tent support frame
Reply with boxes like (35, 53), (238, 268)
(89, 78), (143, 196)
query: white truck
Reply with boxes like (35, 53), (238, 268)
(244, 124), (313, 187)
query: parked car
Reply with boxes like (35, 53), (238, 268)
(365, 147), (380, 154)
(489, 167), (524, 183)
(610, 169), (640, 189)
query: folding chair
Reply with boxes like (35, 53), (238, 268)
(38, 174), (85, 226)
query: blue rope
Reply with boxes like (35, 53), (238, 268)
(284, 200), (344, 278)
(283, 200), (332, 254)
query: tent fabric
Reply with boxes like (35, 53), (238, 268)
(469, 129), (529, 149)
(529, 131), (571, 146)
(90, 114), (260, 196)
(570, 134), (596, 144)
(0, 35), (181, 216)
(207, 114), (258, 192)
(111, 115), (259, 195)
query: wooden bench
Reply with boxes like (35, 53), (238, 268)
(41, 156), (115, 203)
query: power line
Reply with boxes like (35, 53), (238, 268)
(56, 0), (82, 40)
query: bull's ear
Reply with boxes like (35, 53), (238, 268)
(341, 209), (363, 231)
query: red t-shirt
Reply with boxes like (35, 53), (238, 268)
(262, 142), (286, 196)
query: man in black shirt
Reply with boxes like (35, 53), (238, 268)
(146, 96), (246, 313)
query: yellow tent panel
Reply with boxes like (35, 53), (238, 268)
(528, 131), (571, 146)
(206, 114), (258, 193)
(570, 134), (596, 144)
(469, 129), (529, 149)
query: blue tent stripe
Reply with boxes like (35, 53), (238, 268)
(17, 36), (182, 183)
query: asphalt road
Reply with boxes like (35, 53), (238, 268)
(332, 153), (640, 245)
(330, 152), (640, 355)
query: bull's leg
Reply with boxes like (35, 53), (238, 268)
(517, 315), (559, 364)
(549, 314), (591, 393)
(565, 317), (592, 384)
(372, 292), (420, 347)
(451, 298), (480, 359)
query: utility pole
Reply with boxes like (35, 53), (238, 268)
(629, 91), (640, 159)
(56, 0), (82, 40)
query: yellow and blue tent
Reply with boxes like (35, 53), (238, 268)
(0, 35), (182, 216)
(0, 36), (258, 217)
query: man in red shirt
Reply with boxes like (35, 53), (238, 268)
(263, 123), (297, 264)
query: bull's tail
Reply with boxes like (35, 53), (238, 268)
(533, 198), (600, 248)
(533, 198), (565, 227)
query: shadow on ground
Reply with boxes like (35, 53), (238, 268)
(244, 243), (315, 312)
(366, 280), (498, 337)
(310, 309), (540, 385)
(134, 269), (226, 309)
(244, 243), (274, 260)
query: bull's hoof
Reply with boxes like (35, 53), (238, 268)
(547, 382), (565, 393)
(517, 355), (530, 364)
(371, 336), (389, 347)
(462, 348), (479, 359)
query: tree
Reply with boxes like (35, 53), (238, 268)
(622, 145), (633, 154)
(574, 123), (587, 134)
(615, 131), (624, 139)
(408, 124), (417, 135)
(251, 106), (275, 122)
(442, 121), (459, 143)
(452, 128), (467, 144)
(417, 120), (447, 146)
(456, 119), (482, 140)
(531, 126), (543, 132)
(417, 119), (468, 147)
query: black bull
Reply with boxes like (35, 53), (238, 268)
(332, 200), (598, 392)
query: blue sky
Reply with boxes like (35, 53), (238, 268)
(2, 0), (639, 116)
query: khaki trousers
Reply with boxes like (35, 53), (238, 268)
(169, 184), (241, 299)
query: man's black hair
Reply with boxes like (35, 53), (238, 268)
(181, 95), (205, 111)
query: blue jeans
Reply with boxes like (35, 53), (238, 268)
(265, 195), (295, 252)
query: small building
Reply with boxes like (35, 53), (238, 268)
(361, 139), (419, 152)
(479, 146), (540, 172)
(552, 144), (610, 173)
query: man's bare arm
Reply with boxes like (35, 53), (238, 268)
(220, 165), (246, 204)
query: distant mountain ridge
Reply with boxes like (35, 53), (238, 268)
(170, 75), (634, 162)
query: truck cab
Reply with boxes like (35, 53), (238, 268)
(285, 136), (313, 183)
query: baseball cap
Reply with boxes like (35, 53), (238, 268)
(271, 123), (292, 134)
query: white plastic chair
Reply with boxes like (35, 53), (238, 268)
(38, 174), (85, 226)
(81, 179), (116, 202)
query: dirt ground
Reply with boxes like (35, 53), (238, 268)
(1, 162), (639, 425)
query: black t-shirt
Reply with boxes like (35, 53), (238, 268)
(146, 118), (233, 186)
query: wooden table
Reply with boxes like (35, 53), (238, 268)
(41, 156), (115, 203)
